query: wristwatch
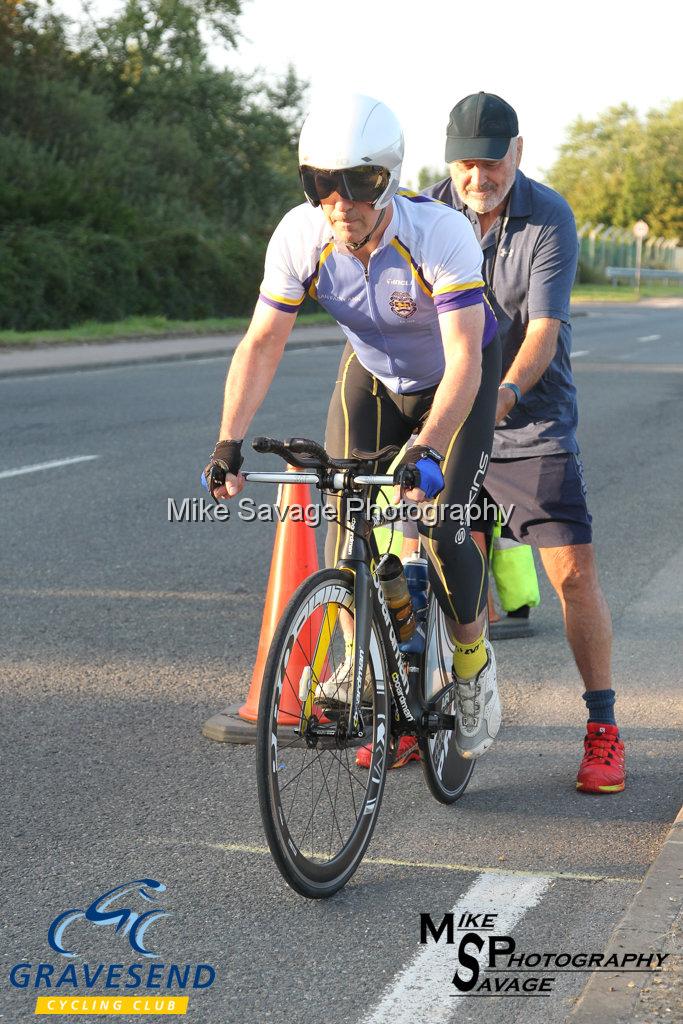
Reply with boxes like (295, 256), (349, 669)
(499, 381), (521, 406)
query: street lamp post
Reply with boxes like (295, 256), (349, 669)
(633, 220), (649, 297)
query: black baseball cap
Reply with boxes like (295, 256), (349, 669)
(445, 92), (519, 162)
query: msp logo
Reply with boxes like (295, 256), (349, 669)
(48, 879), (170, 958)
(419, 911), (669, 997)
(389, 291), (417, 319)
(9, 878), (217, 1017)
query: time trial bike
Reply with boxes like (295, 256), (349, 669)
(243, 436), (475, 899)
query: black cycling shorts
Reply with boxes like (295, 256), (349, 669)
(324, 337), (501, 625)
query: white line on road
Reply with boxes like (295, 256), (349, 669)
(0, 455), (98, 480)
(572, 350), (589, 357)
(363, 872), (552, 1024)
(637, 334), (661, 342)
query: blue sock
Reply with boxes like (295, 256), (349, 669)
(582, 689), (617, 727)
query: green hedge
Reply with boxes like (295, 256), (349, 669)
(0, 225), (265, 330)
(0, 2), (305, 330)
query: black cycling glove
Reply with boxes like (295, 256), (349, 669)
(394, 445), (445, 499)
(202, 439), (243, 499)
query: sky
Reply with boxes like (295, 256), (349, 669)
(57, 0), (682, 187)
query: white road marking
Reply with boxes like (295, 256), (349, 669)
(0, 455), (98, 479)
(363, 872), (552, 1024)
(572, 350), (589, 357)
(637, 334), (661, 342)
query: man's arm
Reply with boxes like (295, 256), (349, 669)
(495, 317), (560, 422)
(212, 301), (297, 498)
(398, 304), (483, 502)
(497, 201), (577, 422)
(418, 305), (484, 453)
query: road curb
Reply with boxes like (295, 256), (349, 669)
(568, 803), (683, 1022)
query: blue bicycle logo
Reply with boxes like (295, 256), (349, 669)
(47, 879), (170, 959)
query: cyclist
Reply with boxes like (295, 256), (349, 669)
(203, 93), (502, 763)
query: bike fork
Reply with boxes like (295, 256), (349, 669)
(348, 562), (373, 739)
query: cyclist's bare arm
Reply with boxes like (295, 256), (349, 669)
(214, 302), (297, 499)
(401, 304), (484, 502)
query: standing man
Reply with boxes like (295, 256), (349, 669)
(423, 92), (625, 794)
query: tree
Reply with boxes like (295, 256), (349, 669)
(546, 102), (683, 240)
(0, 0), (308, 328)
(415, 165), (446, 191)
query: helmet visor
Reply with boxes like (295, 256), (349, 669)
(300, 165), (390, 206)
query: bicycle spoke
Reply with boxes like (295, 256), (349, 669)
(285, 745), (308, 823)
(278, 745), (330, 793)
(325, 744), (370, 794)
(315, 748), (347, 853)
(329, 744), (344, 857)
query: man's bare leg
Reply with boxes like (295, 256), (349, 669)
(538, 543), (612, 691)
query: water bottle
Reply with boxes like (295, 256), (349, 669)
(377, 554), (416, 642)
(403, 552), (429, 614)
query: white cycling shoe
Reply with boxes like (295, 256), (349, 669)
(299, 654), (369, 706)
(315, 655), (353, 705)
(453, 640), (501, 759)
(296, 655), (356, 704)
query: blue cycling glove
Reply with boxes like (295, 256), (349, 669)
(395, 445), (445, 499)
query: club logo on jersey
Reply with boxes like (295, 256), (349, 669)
(389, 291), (417, 319)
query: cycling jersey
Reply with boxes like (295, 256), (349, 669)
(259, 191), (497, 394)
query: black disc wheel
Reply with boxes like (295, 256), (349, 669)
(418, 594), (475, 804)
(256, 569), (391, 898)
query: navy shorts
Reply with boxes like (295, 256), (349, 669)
(475, 453), (593, 547)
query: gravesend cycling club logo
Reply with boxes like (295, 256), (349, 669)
(389, 290), (417, 319)
(8, 878), (217, 1016)
(420, 910), (669, 997)
(48, 879), (169, 958)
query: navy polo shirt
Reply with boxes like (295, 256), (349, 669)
(422, 171), (580, 458)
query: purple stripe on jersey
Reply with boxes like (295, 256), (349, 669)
(433, 286), (483, 313)
(433, 287), (499, 347)
(259, 293), (300, 314)
(395, 234), (433, 294)
(482, 300), (498, 347)
(302, 266), (318, 294)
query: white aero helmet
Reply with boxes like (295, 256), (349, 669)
(298, 93), (404, 210)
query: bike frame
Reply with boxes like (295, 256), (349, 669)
(243, 467), (457, 744)
(336, 497), (456, 742)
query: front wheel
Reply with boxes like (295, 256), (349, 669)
(418, 595), (475, 804)
(256, 568), (391, 898)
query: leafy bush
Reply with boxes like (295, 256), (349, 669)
(0, 0), (305, 330)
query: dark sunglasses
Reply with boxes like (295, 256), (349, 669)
(300, 165), (390, 206)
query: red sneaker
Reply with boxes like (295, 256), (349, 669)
(391, 734), (420, 768)
(576, 722), (625, 793)
(355, 735), (420, 770)
(355, 742), (372, 769)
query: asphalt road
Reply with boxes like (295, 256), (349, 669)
(1, 302), (681, 1023)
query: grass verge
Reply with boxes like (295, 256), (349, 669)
(572, 283), (683, 302)
(0, 312), (333, 348)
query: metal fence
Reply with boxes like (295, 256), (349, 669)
(577, 223), (683, 280)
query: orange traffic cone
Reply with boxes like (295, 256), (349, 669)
(202, 467), (327, 743)
(237, 468), (320, 724)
